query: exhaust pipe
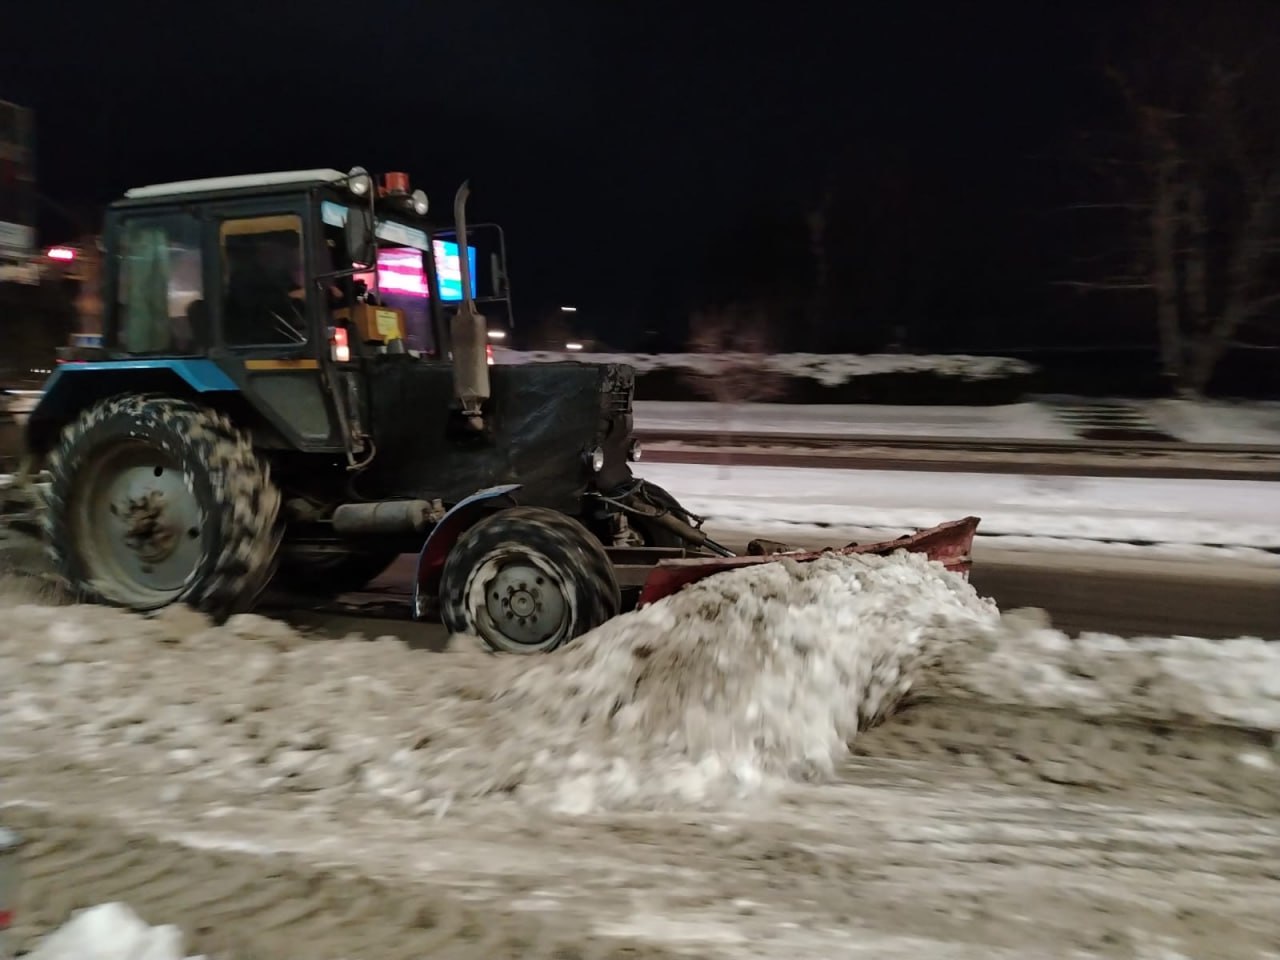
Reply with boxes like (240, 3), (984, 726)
(450, 181), (490, 432)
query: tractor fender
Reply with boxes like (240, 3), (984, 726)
(27, 360), (240, 454)
(412, 484), (523, 620)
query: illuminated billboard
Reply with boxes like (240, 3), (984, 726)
(374, 247), (429, 297)
(432, 240), (479, 301)
(320, 202), (477, 301)
(355, 243), (478, 302)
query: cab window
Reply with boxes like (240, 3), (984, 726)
(115, 213), (205, 355)
(220, 214), (308, 347)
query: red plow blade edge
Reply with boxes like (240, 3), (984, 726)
(636, 516), (980, 608)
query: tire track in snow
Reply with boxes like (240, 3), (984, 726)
(4, 801), (685, 960)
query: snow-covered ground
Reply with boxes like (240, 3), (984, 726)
(635, 397), (1280, 445)
(2, 553), (1276, 813)
(640, 461), (1280, 559)
(2, 553), (1278, 958)
(2, 556), (1277, 813)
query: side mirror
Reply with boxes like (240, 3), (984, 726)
(490, 252), (509, 299)
(345, 207), (376, 267)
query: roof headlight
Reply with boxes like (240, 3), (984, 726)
(348, 166), (372, 198)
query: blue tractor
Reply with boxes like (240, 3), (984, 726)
(18, 167), (727, 652)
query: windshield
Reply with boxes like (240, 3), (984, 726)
(321, 201), (437, 354)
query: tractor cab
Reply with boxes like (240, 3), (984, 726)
(39, 169), (519, 467)
(95, 167), (509, 360)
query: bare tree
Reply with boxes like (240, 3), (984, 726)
(683, 304), (788, 475)
(1063, 4), (1280, 396)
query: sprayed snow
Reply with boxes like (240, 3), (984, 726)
(492, 348), (1033, 384)
(24, 902), (196, 960)
(2, 551), (1277, 825)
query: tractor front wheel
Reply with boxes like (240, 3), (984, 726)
(43, 396), (282, 618)
(439, 506), (620, 653)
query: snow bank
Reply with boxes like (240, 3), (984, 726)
(25, 902), (195, 960)
(493, 349), (1033, 385)
(1, 552), (1277, 819)
(634, 397), (1280, 445)
(1143, 398), (1280, 447)
(633, 399), (1074, 440)
(929, 608), (1280, 731)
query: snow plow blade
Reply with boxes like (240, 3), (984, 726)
(636, 516), (980, 608)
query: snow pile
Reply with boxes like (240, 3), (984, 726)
(471, 552), (997, 812)
(493, 349), (1033, 384)
(0, 553), (995, 814)
(932, 607), (1280, 731)
(25, 902), (196, 960)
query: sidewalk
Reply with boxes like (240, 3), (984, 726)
(633, 397), (1280, 446)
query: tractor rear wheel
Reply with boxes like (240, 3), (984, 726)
(43, 396), (282, 618)
(439, 506), (620, 653)
(273, 544), (401, 597)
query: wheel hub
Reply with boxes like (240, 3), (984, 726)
(117, 490), (179, 564)
(482, 561), (568, 648)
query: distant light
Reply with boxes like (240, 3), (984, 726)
(47, 246), (77, 262)
(487, 329), (506, 341)
(560, 305), (577, 313)
(565, 342), (583, 351)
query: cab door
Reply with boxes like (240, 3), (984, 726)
(208, 200), (341, 452)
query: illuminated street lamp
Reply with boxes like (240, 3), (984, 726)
(560, 305), (577, 313)
(46, 245), (77, 262)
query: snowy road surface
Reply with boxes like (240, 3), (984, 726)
(3, 555), (1278, 958)
(639, 461), (1280, 557)
(632, 398), (1280, 445)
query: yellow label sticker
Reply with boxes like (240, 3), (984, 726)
(375, 310), (401, 340)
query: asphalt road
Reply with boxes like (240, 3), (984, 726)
(271, 541), (1280, 647)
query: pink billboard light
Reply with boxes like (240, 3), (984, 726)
(356, 247), (429, 298)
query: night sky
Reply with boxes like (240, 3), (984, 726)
(4, 1), (1144, 349)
